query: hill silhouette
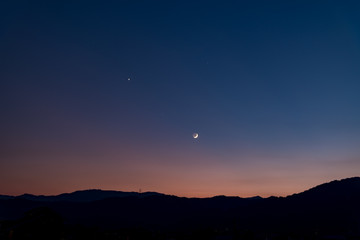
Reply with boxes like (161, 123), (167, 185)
(16, 189), (165, 202)
(1, 177), (360, 239)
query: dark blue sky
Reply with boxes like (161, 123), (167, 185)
(1, 1), (360, 197)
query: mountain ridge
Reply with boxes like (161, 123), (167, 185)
(3, 189), (263, 202)
(1, 177), (360, 239)
(1, 176), (360, 202)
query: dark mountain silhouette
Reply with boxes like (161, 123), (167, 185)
(15, 189), (165, 202)
(289, 177), (360, 200)
(1, 177), (360, 240)
(0, 195), (13, 200)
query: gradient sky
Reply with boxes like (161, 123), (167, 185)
(1, 1), (360, 197)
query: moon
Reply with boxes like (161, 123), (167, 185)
(193, 133), (199, 139)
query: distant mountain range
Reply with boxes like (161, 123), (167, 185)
(1, 177), (360, 239)
(0, 189), (165, 202)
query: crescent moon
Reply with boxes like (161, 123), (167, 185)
(193, 133), (199, 139)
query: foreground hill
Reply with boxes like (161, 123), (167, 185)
(1, 177), (360, 239)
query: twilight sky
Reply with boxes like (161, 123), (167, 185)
(1, 1), (360, 197)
